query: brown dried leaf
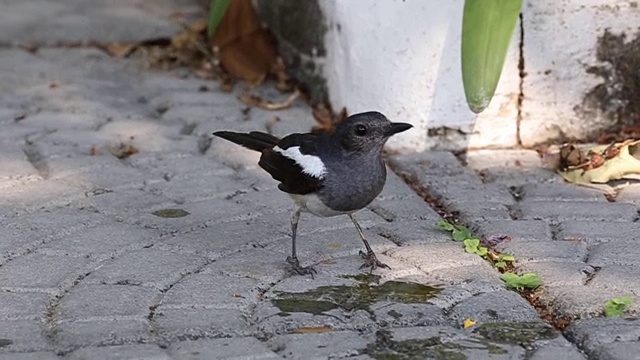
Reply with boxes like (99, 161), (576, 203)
(238, 89), (299, 110)
(104, 42), (137, 58)
(211, 0), (276, 85)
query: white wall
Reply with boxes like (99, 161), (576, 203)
(319, 0), (520, 152)
(318, 0), (640, 152)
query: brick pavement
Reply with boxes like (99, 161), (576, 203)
(0, 0), (638, 359)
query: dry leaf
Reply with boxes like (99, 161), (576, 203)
(294, 326), (332, 334)
(238, 89), (299, 110)
(463, 318), (476, 329)
(104, 42), (137, 58)
(211, 0), (276, 85)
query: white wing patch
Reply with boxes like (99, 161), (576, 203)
(274, 146), (327, 179)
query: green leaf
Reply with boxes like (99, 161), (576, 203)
(452, 226), (471, 241)
(461, 0), (523, 113)
(604, 296), (633, 317)
(436, 220), (455, 232)
(499, 254), (515, 262)
(500, 272), (542, 291)
(463, 238), (480, 254)
(476, 246), (488, 257)
(207, 0), (231, 38)
(494, 261), (507, 269)
(520, 273), (542, 288)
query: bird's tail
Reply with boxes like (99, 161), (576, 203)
(212, 131), (280, 152)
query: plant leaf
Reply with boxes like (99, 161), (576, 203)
(494, 261), (506, 269)
(436, 220), (455, 232)
(476, 246), (488, 256)
(453, 226), (471, 241)
(208, 0), (231, 37)
(461, 0), (523, 113)
(499, 254), (515, 262)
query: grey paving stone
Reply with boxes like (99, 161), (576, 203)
(389, 151), (468, 177)
(0, 0), (203, 45)
(543, 286), (634, 318)
(589, 242), (640, 267)
(269, 331), (369, 360)
(0, 320), (51, 353)
(496, 240), (588, 264)
(386, 243), (484, 271)
(83, 250), (208, 290)
(428, 264), (504, 286)
(517, 262), (589, 287)
(518, 201), (638, 222)
(558, 221), (640, 245)
(616, 183), (640, 205)
(0, 180), (85, 214)
(168, 338), (280, 360)
(59, 285), (161, 322)
(373, 326), (527, 359)
(160, 274), (259, 311)
(448, 291), (541, 325)
(0, 292), (51, 321)
(54, 320), (150, 351)
(38, 224), (160, 260)
(154, 308), (251, 342)
(451, 201), (513, 223)
(371, 302), (449, 327)
(0, 209), (112, 264)
(565, 318), (640, 355)
(66, 344), (171, 360)
(590, 341), (640, 360)
(588, 265), (640, 296)
(473, 220), (553, 243)
(528, 338), (587, 360)
(521, 183), (608, 202)
(465, 149), (544, 170)
(478, 166), (561, 187)
(0, 254), (93, 293)
(371, 220), (451, 246)
(0, 353), (60, 360)
(200, 248), (288, 284)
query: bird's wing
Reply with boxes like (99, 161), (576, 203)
(258, 133), (326, 195)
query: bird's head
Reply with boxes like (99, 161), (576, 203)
(333, 111), (412, 153)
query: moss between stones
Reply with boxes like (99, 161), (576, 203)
(272, 277), (441, 315)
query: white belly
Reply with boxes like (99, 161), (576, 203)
(290, 193), (350, 217)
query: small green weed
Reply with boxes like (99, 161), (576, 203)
(604, 296), (632, 318)
(501, 273), (542, 291)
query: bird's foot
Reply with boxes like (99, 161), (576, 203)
(286, 256), (317, 278)
(359, 250), (391, 273)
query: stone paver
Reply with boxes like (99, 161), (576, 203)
(0, 1), (635, 358)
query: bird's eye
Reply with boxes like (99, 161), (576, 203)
(354, 124), (367, 136)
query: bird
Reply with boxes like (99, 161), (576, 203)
(213, 111), (412, 277)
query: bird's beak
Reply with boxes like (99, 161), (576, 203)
(384, 122), (413, 137)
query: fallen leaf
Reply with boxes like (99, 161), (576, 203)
(211, 0), (276, 85)
(463, 318), (476, 329)
(238, 89), (300, 110)
(104, 42), (137, 58)
(108, 141), (139, 159)
(294, 326), (332, 334)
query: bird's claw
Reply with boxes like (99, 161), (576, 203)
(359, 250), (391, 273)
(286, 256), (317, 278)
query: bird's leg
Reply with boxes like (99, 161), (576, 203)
(348, 213), (391, 272)
(286, 208), (317, 278)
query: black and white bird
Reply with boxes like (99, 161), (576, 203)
(213, 111), (412, 276)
